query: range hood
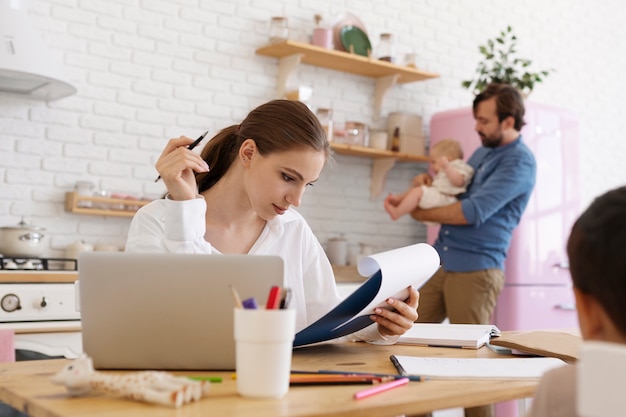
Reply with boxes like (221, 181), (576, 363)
(0, 0), (76, 101)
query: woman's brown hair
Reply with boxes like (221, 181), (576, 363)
(195, 100), (329, 193)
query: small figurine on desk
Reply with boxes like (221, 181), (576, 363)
(50, 354), (211, 408)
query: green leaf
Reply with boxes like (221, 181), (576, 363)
(460, 26), (553, 95)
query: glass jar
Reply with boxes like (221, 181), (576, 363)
(377, 33), (395, 63)
(75, 181), (95, 208)
(404, 52), (418, 68)
(316, 108), (333, 142)
(269, 17), (289, 43)
(344, 121), (369, 146)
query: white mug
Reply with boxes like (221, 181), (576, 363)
(327, 238), (348, 266)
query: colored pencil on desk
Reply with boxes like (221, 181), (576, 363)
(289, 374), (391, 385)
(186, 376), (223, 383)
(291, 369), (423, 382)
(354, 377), (410, 399)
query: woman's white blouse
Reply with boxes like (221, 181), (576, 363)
(125, 196), (393, 344)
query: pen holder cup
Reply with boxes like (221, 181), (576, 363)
(234, 308), (296, 398)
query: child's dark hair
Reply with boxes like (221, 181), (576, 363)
(195, 100), (329, 192)
(567, 185), (626, 336)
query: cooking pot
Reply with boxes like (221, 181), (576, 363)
(0, 218), (46, 257)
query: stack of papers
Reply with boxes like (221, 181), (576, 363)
(397, 323), (501, 349)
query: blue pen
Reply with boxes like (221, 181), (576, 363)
(242, 297), (258, 309)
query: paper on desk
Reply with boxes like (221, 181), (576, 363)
(391, 355), (566, 380)
(293, 243), (440, 347)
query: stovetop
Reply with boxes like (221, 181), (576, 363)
(0, 257), (77, 271)
(0, 258), (80, 326)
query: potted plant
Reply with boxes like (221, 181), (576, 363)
(461, 26), (554, 97)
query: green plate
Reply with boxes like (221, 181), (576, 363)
(340, 25), (371, 57)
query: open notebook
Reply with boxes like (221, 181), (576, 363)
(390, 355), (565, 380)
(397, 323), (501, 349)
(77, 252), (283, 371)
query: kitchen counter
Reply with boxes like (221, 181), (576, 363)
(0, 271), (77, 283)
(331, 265), (365, 283)
(0, 268), (362, 284)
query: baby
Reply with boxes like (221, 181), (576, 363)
(384, 138), (474, 221)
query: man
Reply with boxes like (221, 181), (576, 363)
(389, 83), (536, 417)
(403, 83), (536, 325)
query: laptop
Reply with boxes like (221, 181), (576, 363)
(77, 252), (284, 370)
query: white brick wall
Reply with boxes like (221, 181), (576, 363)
(1, 0), (625, 260)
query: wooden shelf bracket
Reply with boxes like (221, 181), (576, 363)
(374, 74), (399, 119)
(370, 157), (397, 199)
(276, 53), (303, 98)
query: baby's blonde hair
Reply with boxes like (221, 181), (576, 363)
(431, 138), (463, 160)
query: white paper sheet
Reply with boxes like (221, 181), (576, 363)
(391, 355), (566, 379)
(293, 243), (440, 346)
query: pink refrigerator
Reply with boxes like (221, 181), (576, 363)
(428, 102), (580, 331)
(428, 103), (581, 416)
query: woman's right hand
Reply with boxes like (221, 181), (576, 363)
(412, 173), (433, 187)
(155, 136), (210, 201)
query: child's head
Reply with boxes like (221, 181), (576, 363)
(429, 139), (463, 172)
(431, 139), (463, 160)
(567, 185), (626, 342)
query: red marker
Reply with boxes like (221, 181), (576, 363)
(265, 286), (282, 309)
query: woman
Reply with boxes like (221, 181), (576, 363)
(126, 99), (419, 343)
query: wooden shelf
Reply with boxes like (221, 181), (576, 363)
(330, 142), (429, 162)
(256, 40), (436, 198)
(256, 40), (439, 117)
(330, 143), (428, 198)
(256, 40), (439, 83)
(64, 192), (152, 218)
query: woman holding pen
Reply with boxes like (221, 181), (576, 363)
(125, 99), (419, 343)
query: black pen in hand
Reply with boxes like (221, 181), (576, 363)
(154, 130), (209, 183)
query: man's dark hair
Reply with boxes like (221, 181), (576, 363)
(473, 83), (526, 131)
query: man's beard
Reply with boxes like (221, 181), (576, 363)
(479, 131), (504, 148)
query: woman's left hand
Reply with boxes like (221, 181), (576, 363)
(370, 286), (419, 337)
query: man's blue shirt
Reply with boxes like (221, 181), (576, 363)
(433, 136), (536, 272)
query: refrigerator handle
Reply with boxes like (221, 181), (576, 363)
(555, 303), (576, 311)
(552, 261), (570, 270)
